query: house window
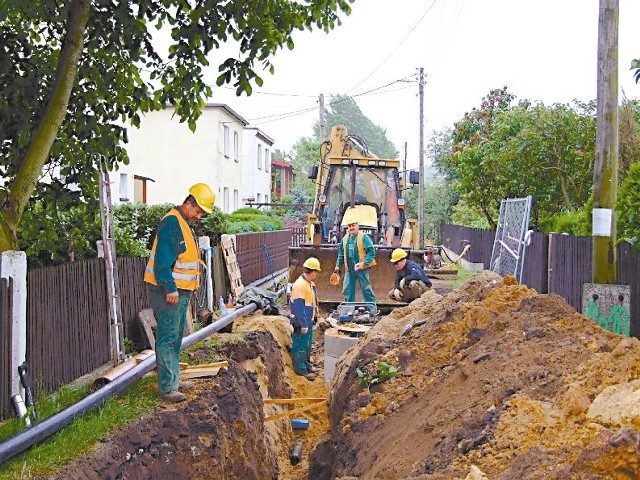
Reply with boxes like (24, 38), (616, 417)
(224, 125), (230, 157)
(257, 144), (262, 170)
(265, 149), (270, 172)
(233, 189), (238, 211)
(257, 193), (262, 204)
(233, 131), (239, 162)
(119, 173), (129, 201)
(265, 194), (269, 209)
(223, 187), (229, 213)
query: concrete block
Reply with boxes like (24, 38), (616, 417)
(324, 355), (339, 382)
(324, 328), (360, 358)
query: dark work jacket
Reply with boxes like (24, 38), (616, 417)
(394, 259), (432, 289)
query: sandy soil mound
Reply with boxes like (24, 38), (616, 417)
(311, 271), (640, 480)
(48, 317), (329, 480)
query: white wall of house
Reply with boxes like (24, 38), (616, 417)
(112, 104), (248, 213)
(242, 127), (274, 210)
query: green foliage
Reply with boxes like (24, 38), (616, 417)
(290, 136), (321, 199)
(227, 221), (262, 233)
(538, 197), (592, 236)
(356, 360), (398, 391)
(0, 0), (353, 251)
(449, 199), (494, 229)
(617, 162), (640, 247)
(232, 207), (268, 216)
(404, 181), (459, 243)
(443, 87), (597, 230)
(314, 94), (398, 158)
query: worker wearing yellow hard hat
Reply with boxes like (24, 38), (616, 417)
(290, 257), (321, 380)
(389, 248), (432, 302)
(144, 183), (215, 402)
(333, 208), (377, 309)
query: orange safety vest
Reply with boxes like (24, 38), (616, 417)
(342, 231), (377, 268)
(144, 208), (201, 291)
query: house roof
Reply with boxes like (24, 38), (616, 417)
(203, 103), (249, 126)
(272, 159), (293, 169)
(244, 126), (275, 146)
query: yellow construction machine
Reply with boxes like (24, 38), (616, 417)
(289, 125), (460, 304)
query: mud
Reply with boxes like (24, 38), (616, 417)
(43, 272), (640, 479)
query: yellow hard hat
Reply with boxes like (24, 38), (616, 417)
(342, 208), (359, 225)
(303, 257), (321, 271)
(188, 183), (215, 214)
(390, 248), (408, 263)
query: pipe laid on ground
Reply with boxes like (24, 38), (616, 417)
(0, 302), (258, 466)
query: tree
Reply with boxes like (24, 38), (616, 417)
(289, 136), (321, 200)
(0, 0), (353, 252)
(313, 94), (398, 158)
(443, 87), (597, 229)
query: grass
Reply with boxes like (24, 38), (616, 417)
(179, 332), (247, 365)
(0, 376), (158, 479)
(448, 266), (481, 290)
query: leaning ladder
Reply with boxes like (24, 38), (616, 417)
(98, 158), (125, 364)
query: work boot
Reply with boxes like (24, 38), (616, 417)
(306, 362), (318, 373)
(304, 373), (316, 381)
(179, 380), (195, 391)
(160, 390), (187, 403)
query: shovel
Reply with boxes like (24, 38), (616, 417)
(399, 319), (427, 337)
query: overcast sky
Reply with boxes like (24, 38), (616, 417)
(198, 0), (640, 169)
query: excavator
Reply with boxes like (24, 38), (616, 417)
(289, 125), (462, 305)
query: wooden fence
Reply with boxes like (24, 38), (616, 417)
(234, 230), (292, 286)
(441, 224), (640, 337)
(0, 278), (12, 419)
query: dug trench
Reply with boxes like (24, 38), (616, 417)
(48, 271), (640, 479)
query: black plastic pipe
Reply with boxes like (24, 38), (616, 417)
(0, 302), (259, 466)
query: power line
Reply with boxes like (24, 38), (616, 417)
(347, 0), (439, 93)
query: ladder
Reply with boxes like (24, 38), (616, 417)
(98, 157), (126, 364)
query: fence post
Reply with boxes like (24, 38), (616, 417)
(0, 251), (27, 399)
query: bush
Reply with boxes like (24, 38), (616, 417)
(226, 221), (261, 233)
(231, 207), (267, 216)
(617, 162), (640, 247)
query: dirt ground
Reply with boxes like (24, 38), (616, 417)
(45, 272), (640, 479)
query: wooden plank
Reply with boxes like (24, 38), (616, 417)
(221, 237), (245, 297)
(138, 308), (157, 348)
(264, 400), (327, 422)
(180, 361), (229, 370)
(263, 397), (326, 405)
(180, 368), (223, 379)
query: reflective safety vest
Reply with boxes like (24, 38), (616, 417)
(342, 231), (377, 268)
(144, 208), (200, 291)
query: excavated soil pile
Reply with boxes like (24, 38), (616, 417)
(48, 320), (329, 480)
(310, 271), (640, 480)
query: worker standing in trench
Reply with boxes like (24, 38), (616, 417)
(290, 257), (321, 381)
(333, 208), (377, 309)
(388, 248), (432, 302)
(144, 183), (215, 402)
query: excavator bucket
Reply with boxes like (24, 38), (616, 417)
(290, 245), (422, 306)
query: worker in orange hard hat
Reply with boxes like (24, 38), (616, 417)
(290, 257), (321, 380)
(388, 248), (432, 302)
(144, 183), (215, 403)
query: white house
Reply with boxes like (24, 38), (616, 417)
(112, 103), (249, 213)
(242, 127), (274, 209)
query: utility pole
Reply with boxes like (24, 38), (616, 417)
(418, 67), (425, 248)
(318, 94), (326, 142)
(592, 0), (618, 284)
(403, 141), (407, 185)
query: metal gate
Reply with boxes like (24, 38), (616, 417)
(489, 196), (533, 283)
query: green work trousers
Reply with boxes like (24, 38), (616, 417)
(343, 268), (376, 306)
(148, 285), (191, 393)
(291, 329), (311, 375)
